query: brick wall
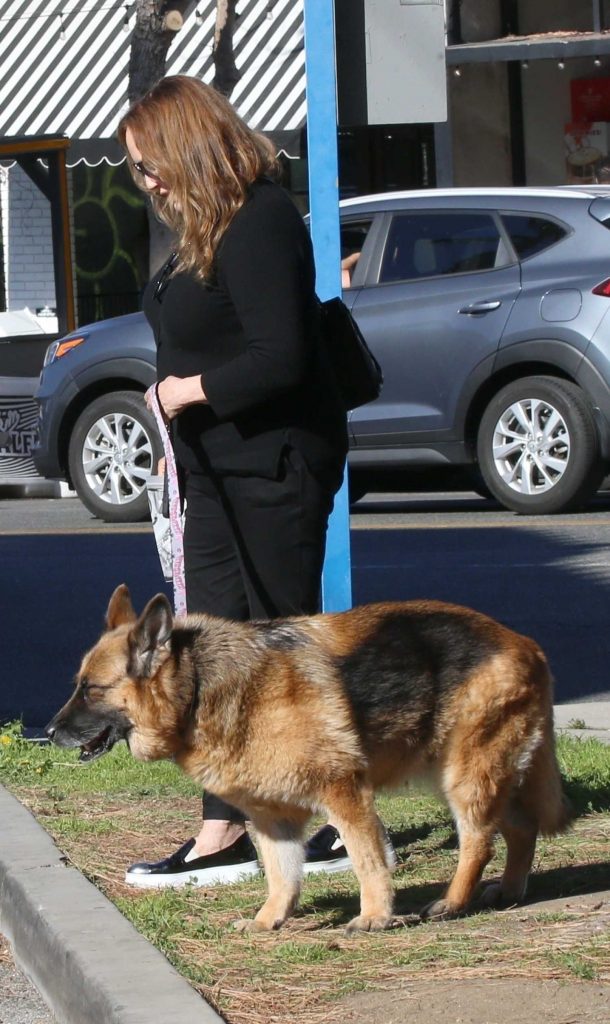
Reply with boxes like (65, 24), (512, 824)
(4, 163), (56, 314)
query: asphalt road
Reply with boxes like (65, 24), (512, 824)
(2, 487), (610, 729)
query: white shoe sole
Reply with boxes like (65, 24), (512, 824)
(302, 854), (352, 876)
(124, 860), (261, 889)
(302, 843), (396, 876)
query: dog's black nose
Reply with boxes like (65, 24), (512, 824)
(45, 724), (56, 740)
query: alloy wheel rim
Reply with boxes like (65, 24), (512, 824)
(81, 412), (154, 505)
(491, 397), (570, 495)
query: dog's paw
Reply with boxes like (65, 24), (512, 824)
(420, 898), (463, 921)
(476, 882), (503, 909)
(345, 914), (400, 934)
(233, 918), (271, 933)
(476, 883), (520, 910)
(233, 916), (285, 933)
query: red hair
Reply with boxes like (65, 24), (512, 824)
(118, 75), (278, 280)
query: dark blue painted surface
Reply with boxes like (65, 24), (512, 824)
(1, 534), (171, 728)
(1, 526), (608, 729)
(351, 527), (609, 707)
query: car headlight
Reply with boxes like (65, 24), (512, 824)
(43, 335), (87, 367)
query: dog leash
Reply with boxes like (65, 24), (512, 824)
(145, 384), (187, 618)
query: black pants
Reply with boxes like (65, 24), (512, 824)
(183, 446), (341, 822)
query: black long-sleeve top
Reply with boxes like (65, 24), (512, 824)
(143, 177), (347, 482)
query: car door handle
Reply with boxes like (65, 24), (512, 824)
(458, 300), (502, 314)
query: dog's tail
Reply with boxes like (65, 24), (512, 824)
(519, 653), (573, 837)
(525, 718), (574, 836)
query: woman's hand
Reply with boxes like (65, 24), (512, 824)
(156, 375), (207, 420)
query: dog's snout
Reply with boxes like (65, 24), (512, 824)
(45, 722), (56, 740)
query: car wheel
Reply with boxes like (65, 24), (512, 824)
(348, 471), (368, 504)
(68, 391), (162, 522)
(466, 467), (495, 500)
(477, 376), (604, 514)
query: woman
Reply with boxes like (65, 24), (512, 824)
(118, 75), (351, 887)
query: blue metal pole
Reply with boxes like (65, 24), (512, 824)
(303, 0), (352, 612)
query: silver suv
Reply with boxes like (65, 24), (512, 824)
(342, 186), (610, 514)
(34, 186), (610, 519)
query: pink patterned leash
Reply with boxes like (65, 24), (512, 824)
(145, 384), (187, 617)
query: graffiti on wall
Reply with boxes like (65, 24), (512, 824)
(73, 161), (148, 324)
(0, 399), (39, 479)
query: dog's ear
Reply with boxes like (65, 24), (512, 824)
(128, 593), (173, 679)
(106, 584), (137, 630)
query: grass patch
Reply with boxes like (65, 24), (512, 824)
(2, 722), (610, 1024)
(556, 733), (610, 813)
(548, 942), (608, 981)
(0, 721), (200, 797)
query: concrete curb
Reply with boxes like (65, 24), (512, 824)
(0, 786), (223, 1024)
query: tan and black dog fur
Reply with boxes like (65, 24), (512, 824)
(47, 584), (571, 933)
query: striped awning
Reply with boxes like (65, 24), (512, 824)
(0, 0), (306, 141)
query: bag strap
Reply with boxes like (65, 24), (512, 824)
(145, 385), (187, 618)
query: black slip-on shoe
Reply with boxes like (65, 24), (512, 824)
(303, 824), (396, 876)
(125, 833), (261, 889)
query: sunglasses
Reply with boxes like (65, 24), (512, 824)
(133, 159), (164, 184)
(154, 251), (178, 300)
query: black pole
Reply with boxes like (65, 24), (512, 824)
(507, 62), (526, 185)
(446, 0), (462, 46)
(500, 0), (526, 185)
(48, 152), (76, 335)
(434, 121), (454, 187)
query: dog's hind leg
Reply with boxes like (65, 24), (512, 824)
(234, 811), (307, 932)
(421, 761), (499, 921)
(480, 720), (571, 910)
(421, 809), (496, 920)
(480, 736), (570, 910)
(323, 782), (395, 933)
(479, 798), (538, 909)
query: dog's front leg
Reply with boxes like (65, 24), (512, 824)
(233, 811), (307, 933)
(325, 783), (396, 933)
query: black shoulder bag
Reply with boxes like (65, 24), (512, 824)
(318, 296), (383, 411)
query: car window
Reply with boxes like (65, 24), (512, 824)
(340, 219), (372, 259)
(500, 214), (566, 260)
(379, 212), (506, 283)
(340, 219), (372, 288)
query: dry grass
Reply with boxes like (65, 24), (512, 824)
(10, 785), (610, 1024)
(2, 731), (610, 1023)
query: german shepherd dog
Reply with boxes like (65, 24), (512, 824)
(47, 585), (571, 933)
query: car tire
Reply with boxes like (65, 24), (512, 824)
(477, 376), (604, 515)
(348, 471), (368, 504)
(68, 391), (162, 523)
(466, 468), (495, 501)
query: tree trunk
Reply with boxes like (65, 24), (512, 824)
(129, 1), (172, 104)
(129, 1), (238, 272)
(213, 0), (240, 97)
(130, 1), (194, 271)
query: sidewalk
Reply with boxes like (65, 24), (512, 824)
(553, 700), (610, 745)
(0, 705), (608, 1024)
